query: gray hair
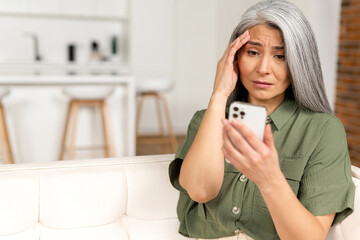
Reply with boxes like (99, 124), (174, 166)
(228, 0), (332, 114)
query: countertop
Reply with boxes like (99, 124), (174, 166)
(0, 74), (134, 86)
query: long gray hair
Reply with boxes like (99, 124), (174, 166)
(227, 0), (332, 114)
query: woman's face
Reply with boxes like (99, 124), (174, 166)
(237, 24), (290, 107)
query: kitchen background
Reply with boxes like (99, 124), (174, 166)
(0, 0), (351, 163)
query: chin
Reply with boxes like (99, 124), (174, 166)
(248, 92), (271, 101)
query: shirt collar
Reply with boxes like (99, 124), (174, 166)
(269, 98), (298, 131)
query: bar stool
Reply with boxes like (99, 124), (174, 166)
(0, 88), (14, 164)
(136, 78), (177, 154)
(59, 86), (116, 160)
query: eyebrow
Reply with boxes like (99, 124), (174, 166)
(247, 41), (284, 50)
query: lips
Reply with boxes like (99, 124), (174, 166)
(252, 81), (273, 89)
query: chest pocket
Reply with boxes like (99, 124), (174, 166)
(279, 156), (307, 194)
(251, 156), (307, 236)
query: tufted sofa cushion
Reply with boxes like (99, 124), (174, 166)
(0, 155), (358, 240)
(0, 154), (191, 240)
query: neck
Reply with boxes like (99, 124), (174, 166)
(248, 95), (285, 116)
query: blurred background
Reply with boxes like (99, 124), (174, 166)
(0, 0), (359, 167)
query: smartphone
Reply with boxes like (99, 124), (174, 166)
(228, 101), (267, 141)
(225, 102), (267, 163)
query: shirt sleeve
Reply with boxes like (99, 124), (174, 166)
(168, 110), (206, 192)
(298, 116), (355, 225)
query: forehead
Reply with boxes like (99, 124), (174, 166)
(248, 24), (284, 46)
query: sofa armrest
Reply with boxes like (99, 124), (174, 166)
(327, 165), (360, 240)
(352, 165), (360, 180)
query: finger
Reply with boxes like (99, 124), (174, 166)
(222, 128), (245, 164)
(222, 133), (248, 172)
(226, 32), (250, 65)
(230, 120), (265, 152)
(223, 119), (257, 157)
(228, 30), (248, 49)
(231, 30), (249, 46)
(223, 31), (250, 62)
(222, 123), (239, 153)
(263, 124), (275, 149)
(222, 119), (243, 154)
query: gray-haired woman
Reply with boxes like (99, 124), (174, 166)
(169, 0), (355, 239)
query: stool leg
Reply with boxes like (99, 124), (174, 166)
(155, 94), (168, 154)
(59, 100), (74, 160)
(68, 100), (80, 160)
(2, 112), (14, 164)
(100, 100), (116, 158)
(136, 95), (145, 139)
(159, 93), (178, 153)
(0, 104), (12, 164)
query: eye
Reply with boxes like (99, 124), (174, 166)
(247, 50), (258, 56)
(275, 54), (285, 60)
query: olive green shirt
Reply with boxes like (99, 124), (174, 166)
(169, 99), (355, 240)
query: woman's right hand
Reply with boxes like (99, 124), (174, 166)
(212, 30), (250, 98)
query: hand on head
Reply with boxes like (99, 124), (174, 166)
(212, 30), (250, 98)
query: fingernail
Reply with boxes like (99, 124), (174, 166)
(221, 118), (229, 126)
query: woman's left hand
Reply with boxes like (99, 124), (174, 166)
(222, 119), (283, 189)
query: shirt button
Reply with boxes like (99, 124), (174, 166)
(266, 116), (272, 124)
(232, 206), (240, 215)
(234, 229), (243, 235)
(239, 175), (248, 182)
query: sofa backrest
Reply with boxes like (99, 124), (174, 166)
(0, 154), (190, 240)
(0, 155), (358, 240)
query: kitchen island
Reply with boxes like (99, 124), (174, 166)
(0, 74), (135, 163)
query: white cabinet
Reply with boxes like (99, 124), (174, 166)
(0, 0), (129, 64)
(27, 0), (60, 15)
(58, 0), (96, 17)
(0, 0), (127, 19)
(94, 0), (127, 18)
(0, 0), (28, 12)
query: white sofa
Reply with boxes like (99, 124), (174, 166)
(0, 154), (358, 240)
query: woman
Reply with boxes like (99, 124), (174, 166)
(169, 1), (355, 240)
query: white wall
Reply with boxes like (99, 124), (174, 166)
(129, 0), (175, 77)
(134, 0), (341, 135)
(171, 0), (217, 132)
(0, 0), (342, 137)
(305, 0), (341, 110)
(131, 0), (217, 135)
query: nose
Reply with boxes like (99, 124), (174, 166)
(256, 56), (270, 75)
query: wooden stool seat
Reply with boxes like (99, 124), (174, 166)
(59, 98), (116, 160)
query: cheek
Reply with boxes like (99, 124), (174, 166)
(276, 65), (289, 86)
(283, 73), (290, 88)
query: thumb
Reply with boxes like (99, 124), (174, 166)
(263, 124), (274, 149)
